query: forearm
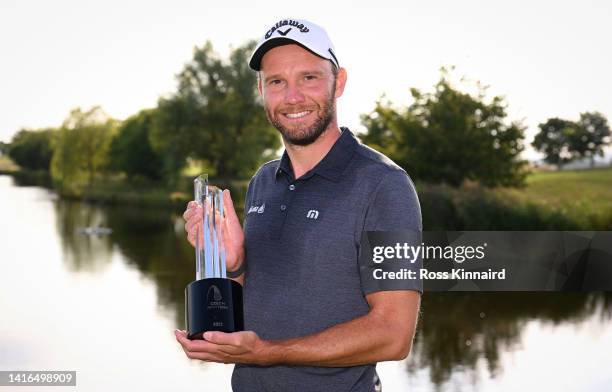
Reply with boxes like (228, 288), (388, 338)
(261, 294), (420, 367)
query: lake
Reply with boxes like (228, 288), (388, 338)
(1, 174), (611, 391)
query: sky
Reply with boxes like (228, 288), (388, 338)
(1, 0), (611, 160)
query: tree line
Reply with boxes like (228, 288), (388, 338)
(3, 42), (610, 191)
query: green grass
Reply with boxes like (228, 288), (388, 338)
(418, 167), (612, 230)
(506, 168), (612, 228)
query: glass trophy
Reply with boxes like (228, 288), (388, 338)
(185, 174), (244, 340)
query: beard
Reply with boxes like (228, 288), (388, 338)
(265, 80), (336, 146)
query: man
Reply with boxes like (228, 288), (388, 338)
(177, 18), (422, 392)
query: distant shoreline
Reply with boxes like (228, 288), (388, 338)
(2, 168), (611, 230)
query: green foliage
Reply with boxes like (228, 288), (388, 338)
(532, 118), (575, 168)
(532, 112), (611, 168)
(573, 112), (611, 166)
(419, 183), (581, 231)
(150, 41), (280, 183)
(109, 109), (164, 180)
(50, 106), (116, 188)
(361, 70), (527, 187)
(7, 128), (54, 171)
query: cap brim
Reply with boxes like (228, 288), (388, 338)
(248, 37), (330, 71)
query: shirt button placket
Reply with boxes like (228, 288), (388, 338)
(276, 182), (295, 239)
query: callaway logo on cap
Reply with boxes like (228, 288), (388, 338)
(249, 18), (339, 71)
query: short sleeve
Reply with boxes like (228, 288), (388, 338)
(359, 169), (423, 295)
(363, 169), (422, 232)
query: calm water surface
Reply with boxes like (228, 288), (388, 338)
(1, 175), (611, 391)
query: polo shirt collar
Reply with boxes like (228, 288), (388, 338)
(275, 127), (358, 182)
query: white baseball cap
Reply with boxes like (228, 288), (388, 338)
(249, 18), (339, 71)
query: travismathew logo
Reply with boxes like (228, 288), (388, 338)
(206, 285), (228, 310)
(265, 19), (309, 39)
(248, 203), (265, 214)
(307, 209), (319, 219)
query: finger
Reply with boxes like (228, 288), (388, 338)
(185, 208), (203, 232)
(174, 329), (188, 342)
(183, 209), (196, 222)
(184, 350), (227, 363)
(223, 190), (241, 228)
(175, 329), (189, 347)
(175, 330), (217, 352)
(186, 217), (200, 233)
(188, 226), (204, 248)
(183, 202), (196, 220)
(185, 220), (198, 237)
(204, 331), (240, 346)
(174, 331), (239, 363)
(183, 204), (202, 222)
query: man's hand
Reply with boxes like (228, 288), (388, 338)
(182, 189), (245, 273)
(174, 291), (420, 368)
(174, 330), (270, 365)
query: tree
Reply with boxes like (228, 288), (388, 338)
(361, 70), (527, 187)
(533, 113), (610, 169)
(51, 107), (116, 188)
(572, 112), (611, 167)
(0, 141), (10, 156)
(109, 109), (164, 180)
(532, 118), (576, 169)
(151, 41), (280, 183)
(7, 128), (54, 171)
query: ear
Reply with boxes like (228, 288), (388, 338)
(334, 67), (347, 99)
(257, 73), (263, 97)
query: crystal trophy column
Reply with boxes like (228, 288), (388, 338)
(185, 174), (244, 340)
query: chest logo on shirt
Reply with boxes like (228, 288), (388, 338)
(306, 209), (319, 220)
(247, 203), (265, 214)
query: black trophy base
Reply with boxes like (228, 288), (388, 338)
(185, 278), (244, 340)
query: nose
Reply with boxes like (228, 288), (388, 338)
(284, 81), (305, 104)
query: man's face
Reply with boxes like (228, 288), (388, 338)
(258, 44), (342, 146)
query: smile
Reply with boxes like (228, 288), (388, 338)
(283, 110), (312, 119)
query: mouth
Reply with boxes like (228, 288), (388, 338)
(281, 110), (314, 120)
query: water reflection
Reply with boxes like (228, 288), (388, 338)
(408, 292), (612, 387)
(52, 198), (195, 326)
(49, 191), (612, 388)
(2, 175), (607, 390)
(54, 200), (114, 271)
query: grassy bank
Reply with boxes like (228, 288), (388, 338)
(514, 168), (612, 227)
(3, 155), (611, 229)
(2, 164), (249, 215)
(419, 168), (612, 230)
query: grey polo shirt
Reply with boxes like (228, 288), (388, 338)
(232, 127), (422, 392)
